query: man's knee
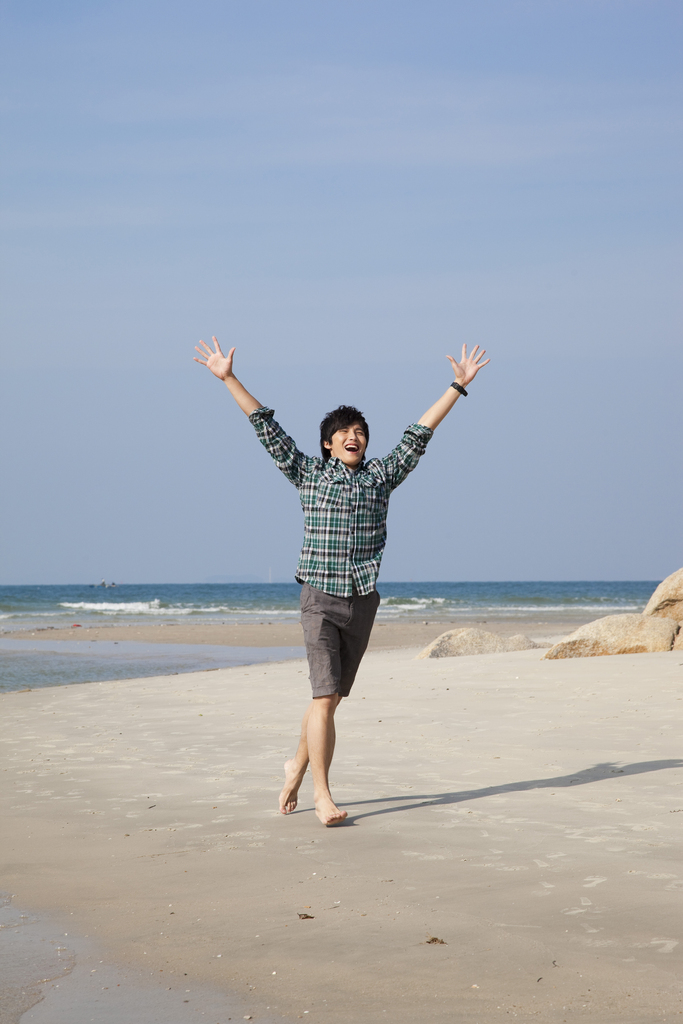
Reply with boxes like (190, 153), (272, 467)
(313, 693), (342, 710)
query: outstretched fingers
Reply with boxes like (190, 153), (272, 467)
(193, 337), (236, 378)
(194, 336), (225, 356)
(445, 345), (491, 387)
(194, 338), (212, 359)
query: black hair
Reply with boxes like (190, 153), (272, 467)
(319, 405), (370, 462)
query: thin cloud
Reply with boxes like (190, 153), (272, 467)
(4, 67), (680, 175)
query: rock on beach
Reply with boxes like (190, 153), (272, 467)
(544, 613), (679, 660)
(416, 628), (540, 659)
(643, 566), (683, 622)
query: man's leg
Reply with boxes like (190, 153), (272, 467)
(307, 694), (347, 825)
(303, 590), (378, 822)
(279, 694), (347, 825)
(279, 701), (313, 814)
(279, 583), (356, 824)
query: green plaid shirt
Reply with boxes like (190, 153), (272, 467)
(249, 407), (433, 597)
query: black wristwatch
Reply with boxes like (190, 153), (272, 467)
(450, 381), (468, 397)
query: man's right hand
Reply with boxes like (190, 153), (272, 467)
(193, 336), (263, 415)
(193, 336), (235, 380)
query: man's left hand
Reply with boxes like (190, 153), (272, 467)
(447, 344), (490, 387)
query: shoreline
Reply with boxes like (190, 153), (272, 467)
(1, 615), (589, 694)
(1, 894), (270, 1024)
(1, 613), (593, 651)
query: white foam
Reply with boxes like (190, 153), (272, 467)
(60, 600), (165, 614)
(0, 611), (64, 620)
(375, 602), (645, 619)
(57, 601), (301, 618)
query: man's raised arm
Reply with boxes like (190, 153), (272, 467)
(193, 336), (262, 415)
(417, 344), (490, 430)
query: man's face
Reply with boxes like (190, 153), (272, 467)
(324, 422), (368, 468)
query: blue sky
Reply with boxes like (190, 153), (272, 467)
(1, 0), (681, 584)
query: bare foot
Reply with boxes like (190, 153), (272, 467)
(314, 793), (348, 827)
(279, 758), (306, 814)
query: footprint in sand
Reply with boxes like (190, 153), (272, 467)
(633, 938), (679, 953)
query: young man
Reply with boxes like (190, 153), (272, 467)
(194, 337), (489, 825)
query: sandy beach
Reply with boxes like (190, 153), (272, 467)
(2, 642), (683, 1023)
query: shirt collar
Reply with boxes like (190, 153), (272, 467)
(325, 456), (364, 480)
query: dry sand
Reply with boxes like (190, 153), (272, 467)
(2, 647), (683, 1023)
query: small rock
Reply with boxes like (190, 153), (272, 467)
(506, 633), (543, 651)
(643, 567), (683, 621)
(416, 628), (540, 659)
(544, 614), (679, 659)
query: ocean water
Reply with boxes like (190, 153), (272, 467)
(0, 580), (657, 632)
(0, 640), (306, 693)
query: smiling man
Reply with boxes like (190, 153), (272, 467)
(194, 337), (489, 825)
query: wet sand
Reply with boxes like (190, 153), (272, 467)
(2, 646), (683, 1022)
(2, 613), (590, 650)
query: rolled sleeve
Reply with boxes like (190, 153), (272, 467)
(248, 407), (315, 488)
(381, 423), (433, 492)
(248, 406), (276, 425)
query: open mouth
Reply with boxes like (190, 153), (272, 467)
(344, 443), (360, 453)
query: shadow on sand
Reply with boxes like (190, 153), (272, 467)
(333, 760), (683, 825)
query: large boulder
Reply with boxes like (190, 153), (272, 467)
(643, 567), (683, 622)
(417, 628), (540, 659)
(544, 614), (679, 660)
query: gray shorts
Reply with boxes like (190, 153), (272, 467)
(300, 583), (380, 698)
